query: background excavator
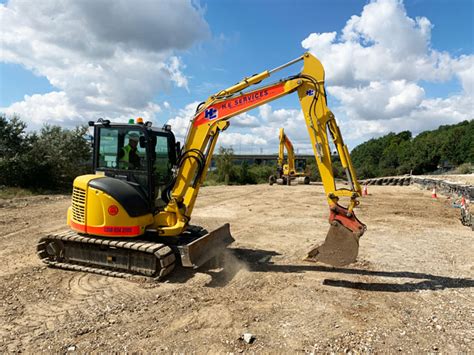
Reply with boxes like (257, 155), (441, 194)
(269, 128), (311, 186)
(37, 52), (366, 279)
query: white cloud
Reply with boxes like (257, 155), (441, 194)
(0, 0), (209, 129)
(329, 80), (425, 120)
(218, 132), (266, 148)
(301, 0), (473, 144)
(232, 112), (260, 127)
(166, 101), (200, 141)
(340, 94), (473, 144)
(452, 55), (474, 95)
(3, 0), (471, 153)
(222, 104), (311, 154)
(301, 0), (455, 85)
(258, 104), (272, 120)
(2, 90), (164, 128)
(3, 91), (77, 126)
(341, 0), (431, 56)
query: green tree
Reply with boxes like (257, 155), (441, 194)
(305, 157), (321, 181)
(215, 146), (235, 185)
(0, 114), (91, 190)
(0, 114), (33, 187)
(0, 114), (30, 157)
(25, 125), (91, 189)
(351, 120), (473, 177)
(238, 160), (255, 184)
(248, 163), (275, 184)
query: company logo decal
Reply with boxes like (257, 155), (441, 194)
(205, 108), (218, 120)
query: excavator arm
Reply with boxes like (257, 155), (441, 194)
(156, 52), (366, 266)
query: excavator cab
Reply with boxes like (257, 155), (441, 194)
(295, 158), (306, 172)
(92, 120), (178, 212)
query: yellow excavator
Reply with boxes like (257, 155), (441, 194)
(37, 52), (366, 279)
(269, 128), (311, 186)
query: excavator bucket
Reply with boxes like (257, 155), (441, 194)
(305, 205), (366, 267)
(177, 223), (235, 269)
(305, 220), (362, 266)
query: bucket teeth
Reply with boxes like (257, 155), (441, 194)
(305, 221), (361, 267)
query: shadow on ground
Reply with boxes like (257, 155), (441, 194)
(170, 247), (474, 292)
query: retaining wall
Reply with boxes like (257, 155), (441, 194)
(361, 176), (474, 199)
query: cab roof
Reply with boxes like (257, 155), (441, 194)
(89, 119), (172, 134)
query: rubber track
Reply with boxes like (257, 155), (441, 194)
(37, 230), (175, 280)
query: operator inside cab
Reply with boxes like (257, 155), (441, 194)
(119, 133), (141, 169)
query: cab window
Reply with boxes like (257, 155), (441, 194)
(154, 135), (172, 183)
(97, 128), (146, 171)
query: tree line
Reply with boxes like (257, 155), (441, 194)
(208, 147), (275, 185)
(1, 114), (472, 192)
(350, 120), (473, 178)
(208, 120), (474, 185)
(0, 114), (91, 191)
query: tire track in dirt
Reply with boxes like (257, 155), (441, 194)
(2, 269), (164, 346)
(0, 197), (70, 278)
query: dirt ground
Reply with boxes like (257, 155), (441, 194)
(0, 183), (472, 353)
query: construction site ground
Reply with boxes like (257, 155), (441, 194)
(1, 183), (472, 353)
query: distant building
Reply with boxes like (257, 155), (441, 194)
(210, 154), (312, 170)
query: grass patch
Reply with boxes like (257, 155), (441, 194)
(0, 186), (67, 199)
(453, 163), (473, 174)
(0, 187), (36, 199)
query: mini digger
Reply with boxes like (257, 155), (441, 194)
(269, 128), (311, 186)
(37, 53), (366, 279)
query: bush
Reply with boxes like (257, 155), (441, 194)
(0, 114), (91, 190)
(248, 164), (274, 184)
(215, 147), (237, 185)
(238, 161), (257, 184)
(455, 163), (472, 174)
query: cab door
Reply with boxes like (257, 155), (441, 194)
(148, 131), (177, 210)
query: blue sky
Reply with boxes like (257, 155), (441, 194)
(1, 0), (472, 152)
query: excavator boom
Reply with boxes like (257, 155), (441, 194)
(160, 52), (366, 265)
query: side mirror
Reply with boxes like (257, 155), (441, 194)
(139, 136), (146, 148)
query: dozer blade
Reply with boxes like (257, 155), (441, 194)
(305, 220), (362, 267)
(177, 223), (235, 269)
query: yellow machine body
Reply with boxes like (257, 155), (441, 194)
(67, 175), (152, 238)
